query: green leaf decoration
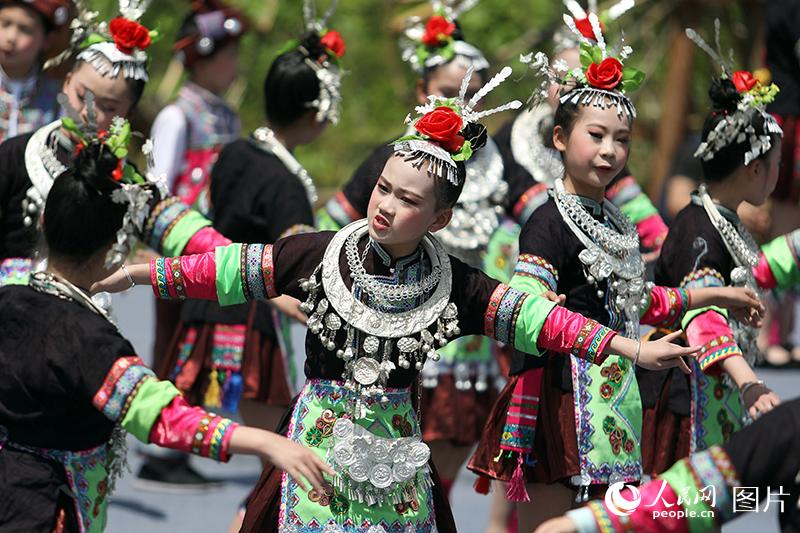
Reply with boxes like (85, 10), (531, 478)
(392, 134), (423, 144)
(275, 38), (300, 58)
(620, 67), (646, 92)
(79, 33), (108, 50)
(452, 139), (472, 162)
(579, 43), (594, 68)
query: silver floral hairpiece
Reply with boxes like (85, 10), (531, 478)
(394, 66), (522, 186)
(522, 6), (642, 121)
(299, 0), (343, 124)
(687, 20), (783, 165)
(46, 0), (154, 81)
(399, 0), (489, 75)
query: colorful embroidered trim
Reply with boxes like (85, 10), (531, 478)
(191, 415), (213, 455)
(687, 447), (736, 522)
(242, 243), (266, 301)
(209, 418), (235, 462)
(152, 258), (170, 299)
(586, 500), (615, 533)
(169, 258), (186, 299)
(484, 284), (528, 345)
(698, 335), (741, 371)
(681, 267), (725, 289)
(514, 254), (558, 292)
(708, 445), (739, 485)
(0, 257), (32, 286)
(570, 320), (613, 364)
(145, 197), (191, 251)
(261, 244), (277, 299)
(92, 356), (155, 422)
(650, 287), (690, 328)
(500, 368), (543, 454)
(605, 175), (641, 206)
(143, 196), (179, 245)
(279, 224), (315, 239)
(512, 183), (549, 223)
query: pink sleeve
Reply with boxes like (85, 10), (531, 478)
(640, 286), (690, 328)
(584, 481), (689, 532)
(183, 226), (232, 255)
(637, 215), (669, 251)
(150, 252), (218, 301)
(148, 395), (239, 462)
(686, 310), (741, 375)
(538, 305), (616, 366)
(752, 253), (778, 290)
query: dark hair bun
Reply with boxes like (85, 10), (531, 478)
(70, 142), (122, 195)
(298, 31), (327, 61)
(461, 122), (488, 153)
(708, 77), (740, 113)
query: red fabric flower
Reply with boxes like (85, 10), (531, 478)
(574, 17), (604, 41)
(731, 70), (758, 93)
(585, 57), (624, 90)
(320, 30), (346, 58)
(414, 106), (464, 153)
(109, 17), (151, 55)
(421, 15), (455, 47)
(111, 160), (123, 182)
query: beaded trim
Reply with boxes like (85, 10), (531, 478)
(169, 258), (186, 299)
(261, 244), (277, 298)
(191, 415), (213, 455)
(681, 267), (725, 289)
(587, 500), (615, 533)
(484, 284), (510, 340)
(514, 254), (559, 292)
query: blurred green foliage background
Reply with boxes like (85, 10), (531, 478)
(87, 0), (764, 198)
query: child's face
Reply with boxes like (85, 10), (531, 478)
(193, 42), (240, 94)
(554, 103), (631, 190)
(367, 154), (451, 255)
(416, 61), (482, 106)
(0, 6), (47, 77)
(62, 62), (136, 132)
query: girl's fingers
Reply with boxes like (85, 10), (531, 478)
(314, 455), (336, 476)
(674, 356), (692, 374)
(289, 467), (308, 491)
(659, 330), (684, 343)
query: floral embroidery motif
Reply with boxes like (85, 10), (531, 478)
(602, 416), (635, 455)
(307, 485), (351, 516)
(304, 408), (350, 447)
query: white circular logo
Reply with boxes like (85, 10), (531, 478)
(604, 481), (642, 516)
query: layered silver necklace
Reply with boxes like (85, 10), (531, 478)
(344, 232), (441, 306)
(299, 220), (459, 405)
(251, 126), (318, 206)
(697, 185), (761, 364)
(553, 178), (647, 338)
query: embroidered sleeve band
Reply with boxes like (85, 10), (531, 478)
(680, 267), (725, 290)
(513, 254), (558, 293)
(322, 191), (361, 229)
(150, 251), (218, 301)
(279, 224), (315, 239)
(484, 284), (530, 347)
(660, 458), (717, 532)
(684, 310), (741, 373)
(685, 446), (739, 522)
(148, 395), (239, 462)
(537, 306), (614, 365)
(143, 197), (213, 256)
(92, 356), (156, 423)
(639, 286), (689, 328)
(760, 230), (800, 290)
(511, 183), (549, 224)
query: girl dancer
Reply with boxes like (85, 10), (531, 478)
(469, 18), (764, 532)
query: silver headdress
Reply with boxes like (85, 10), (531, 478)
(522, 6), (643, 121)
(44, 0), (154, 82)
(553, 0), (635, 53)
(687, 20), (783, 165)
(400, 0), (489, 75)
(393, 66), (522, 186)
(298, 0), (344, 124)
